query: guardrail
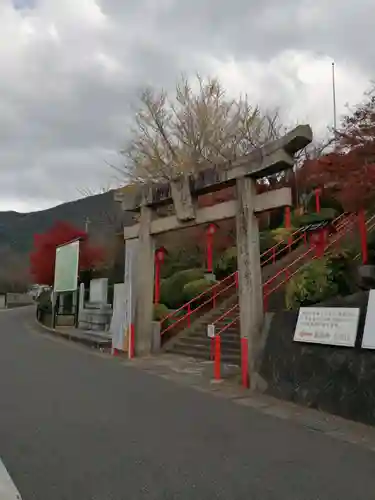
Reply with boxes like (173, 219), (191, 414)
(160, 211), (352, 337)
(210, 212), (361, 384)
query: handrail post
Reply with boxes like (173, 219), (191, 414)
(187, 303), (191, 328)
(241, 338), (249, 388)
(214, 335), (221, 380)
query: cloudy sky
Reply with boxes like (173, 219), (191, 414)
(0, 0), (373, 212)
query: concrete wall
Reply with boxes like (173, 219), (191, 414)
(5, 293), (34, 308)
(259, 291), (375, 425)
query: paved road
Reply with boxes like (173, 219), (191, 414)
(1, 307), (375, 499)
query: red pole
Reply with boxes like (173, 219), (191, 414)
(154, 248), (165, 304)
(154, 258), (160, 304)
(129, 323), (135, 359)
(359, 209), (368, 264)
(214, 335), (221, 380)
(241, 338), (249, 389)
(315, 188), (321, 213)
(206, 224), (217, 274)
(206, 232), (213, 273)
(284, 206), (291, 228)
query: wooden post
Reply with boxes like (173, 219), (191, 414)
(236, 177), (264, 390)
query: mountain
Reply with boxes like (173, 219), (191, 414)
(0, 191), (133, 255)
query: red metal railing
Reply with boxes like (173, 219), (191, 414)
(213, 212), (361, 340)
(160, 211), (353, 337)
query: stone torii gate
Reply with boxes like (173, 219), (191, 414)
(115, 125), (312, 384)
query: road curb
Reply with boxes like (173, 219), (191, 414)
(34, 317), (111, 350)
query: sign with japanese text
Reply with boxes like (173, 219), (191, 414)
(294, 307), (359, 347)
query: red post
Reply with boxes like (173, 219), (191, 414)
(154, 247), (166, 304)
(241, 338), (249, 389)
(284, 206), (291, 228)
(235, 271), (239, 289)
(129, 323), (135, 359)
(187, 303), (191, 328)
(214, 335), (221, 380)
(359, 209), (368, 264)
(315, 188), (321, 213)
(285, 206), (292, 252)
(206, 223), (217, 274)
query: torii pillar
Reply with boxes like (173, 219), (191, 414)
(115, 125), (313, 384)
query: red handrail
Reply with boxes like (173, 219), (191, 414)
(215, 212), (359, 337)
(161, 211), (353, 335)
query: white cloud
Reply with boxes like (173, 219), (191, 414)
(0, 0), (373, 212)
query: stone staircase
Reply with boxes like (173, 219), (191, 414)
(165, 294), (240, 363)
(165, 242), (310, 363)
(164, 215), (358, 364)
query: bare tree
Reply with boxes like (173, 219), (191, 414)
(119, 74), (288, 183)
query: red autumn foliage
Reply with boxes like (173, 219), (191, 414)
(30, 221), (105, 285)
(296, 152), (375, 211)
(296, 87), (375, 211)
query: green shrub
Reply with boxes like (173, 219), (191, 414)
(160, 268), (205, 308)
(271, 227), (297, 244)
(214, 247), (237, 278)
(285, 258), (338, 310)
(161, 246), (203, 279)
(326, 248), (356, 296)
(259, 231), (275, 254)
(182, 278), (216, 303)
(294, 208), (338, 227)
(153, 303), (170, 321)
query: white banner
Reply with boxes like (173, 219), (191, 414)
(294, 307), (359, 347)
(111, 239), (138, 352)
(362, 290), (375, 349)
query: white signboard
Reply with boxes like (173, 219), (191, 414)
(207, 324), (215, 338)
(294, 307), (360, 347)
(362, 290), (375, 349)
(111, 239), (138, 353)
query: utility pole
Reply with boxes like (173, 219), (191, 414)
(332, 62), (337, 134)
(84, 217), (90, 233)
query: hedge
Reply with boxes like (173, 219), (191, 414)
(160, 268), (205, 308)
(182, 278), (216, 303)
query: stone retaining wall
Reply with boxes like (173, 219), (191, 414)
(259, 292), (375, 425)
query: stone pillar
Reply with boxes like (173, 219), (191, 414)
(59, 294), (65, 314)
(134, 206), (155, 355)
(78, 282), (85, 320)
(235, 177), (264, 388)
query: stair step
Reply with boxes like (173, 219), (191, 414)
(175, 338), (241, 350)
(187, 329), (240, 339)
